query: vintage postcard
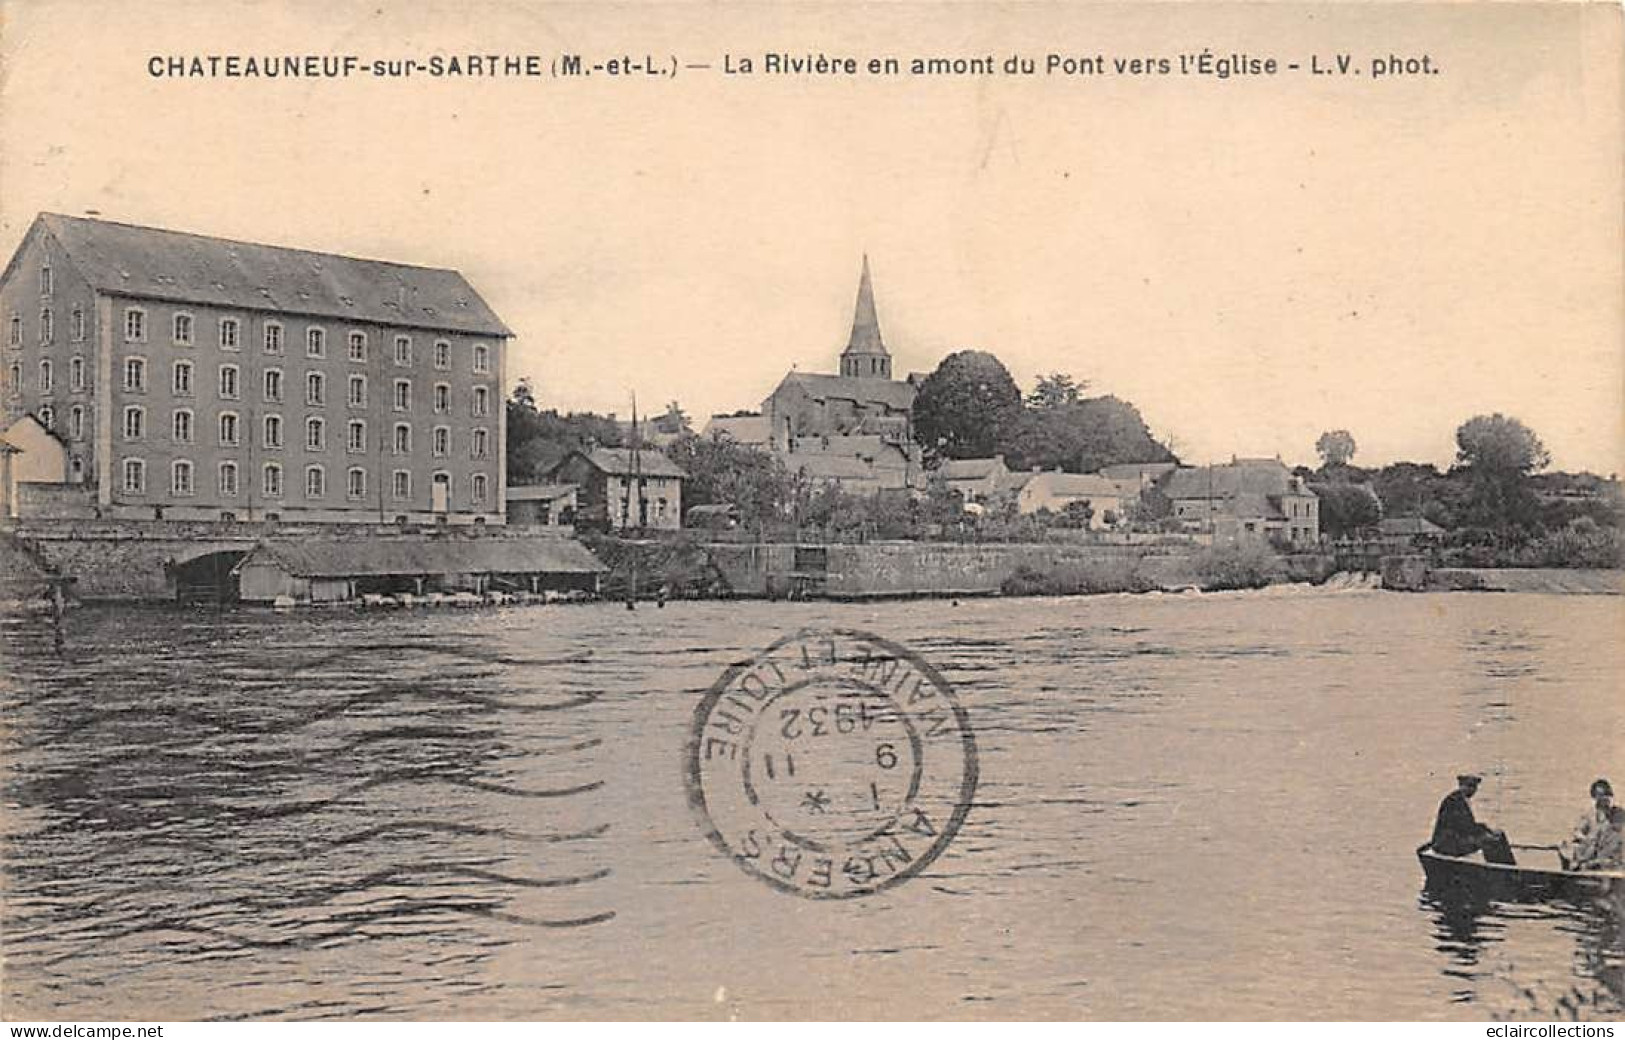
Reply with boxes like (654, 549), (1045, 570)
(0, 0), (1621, 1025)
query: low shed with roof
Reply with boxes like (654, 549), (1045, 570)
(235, 534), (606, 603)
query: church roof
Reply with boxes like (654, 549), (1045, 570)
(778, 371), (916, 411)
(842, 254), (888, 357)
(26, 213), (511, 337)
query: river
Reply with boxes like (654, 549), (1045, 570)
(2, 589), (1621, 1020)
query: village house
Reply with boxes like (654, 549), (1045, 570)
(700, 413), (772, 448)
(939, 455), (1011, 505)
(0, 213), (510, 524)
(544, 447), (687, 531)
(1163, 458), (1320, 545)
(1097, 461), (1178, 516)
(1015, 470), (1125, 528)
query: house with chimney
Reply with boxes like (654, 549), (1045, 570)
(1163, 457), (1320, 546)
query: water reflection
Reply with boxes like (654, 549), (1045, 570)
(1420, 887), (1624, 1018)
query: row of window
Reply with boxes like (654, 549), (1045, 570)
(7, 309), (81, 345)
(119, 458), (491, 504)
(99, 359), (491, 414)
(11, 360), (492, 415)
(106, 308), (493, 372)
(112, 406), (492, 457)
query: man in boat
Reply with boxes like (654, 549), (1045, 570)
(1570, 805), (1623, 872)
(1431, 773), (1515, 864)
(1559, 778), (1614, 870)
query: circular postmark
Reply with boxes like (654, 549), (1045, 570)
(685, 627), (978, 899)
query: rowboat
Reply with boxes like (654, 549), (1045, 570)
(1417, 843), (1624, 902)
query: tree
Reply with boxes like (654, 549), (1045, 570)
(1455, 413), (1549, 533)
(1059, 499), (1096, 528)
(1026, 373), (1087, 410)
(666, 432), (793, 528)
(1315, 429), (1357, 469)
(1311, 482), (1383, 539)
(1455, 414), (1550, 476)
(505, 379), (626, 484)
(911, 350), (1023, 461)
(1000, 395), (1174, 473)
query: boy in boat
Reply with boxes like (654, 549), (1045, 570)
(1431, 773), (1515, 864)
(1571, 805), (1623, 872)
(1559, 778), (1613, 870)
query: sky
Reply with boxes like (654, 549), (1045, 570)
(2, 1), (1620, 473)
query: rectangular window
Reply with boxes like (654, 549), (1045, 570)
(219, 462), (239, 497)
(263, 322), (282, 355)
(40, 309), (53, 344)
(9, 315), (21, 345)
(306, 372), (325, 406)
(392, 469), (411, 499)
(263, 368), (283, 403)
(347, 331), (367, 362)
(124, 308), (146, 342)
(393, 379), (411, 411)
(472, 473), (489, 504)
(171, 460), (194, 496)
(173, 313), (194, 345)
(39, 360), (53, 393)
(122, 406), (145, 440)
(348, 374), (366, 407)
(71, 308), (86, 342)
(122, 458), (145, 494)
(123, 357), (147, 392)
(432, 426), (450, 457)
(347, 419), (367, 453)
(69, 406), (84, 440)
(263, 463), (283, 498)
(393, 423), (411, 454)
(305, 466), (325, 498)
(172, 361), (193, 396)
(307, 327), (326, 358)
(218, 412), (240, 446)
(471, 427), (489, 459)
(220, 317), (241, 351)
(473, 343), (491, 374)
(70, 357), (85, 391)
(347, 467), (367, 500)
(218, 364), (240, 400)
(263, 414), (284, 449)
(393, 335), (412, 366)
(41, 265), (53, 297)
(472, 386), (490, 417)
(172, 409), (193, 444)
(434, 340), (451, 369)
(433, 383), (450, 413)
(306, 417), (326, 451)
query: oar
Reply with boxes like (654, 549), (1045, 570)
(1512, 842), (1560, 852)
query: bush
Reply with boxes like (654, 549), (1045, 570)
(1000, 556), (1156, 596)
(1191, 541), (1286, 590)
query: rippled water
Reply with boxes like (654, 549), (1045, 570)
(2, 590), (1621, 1020)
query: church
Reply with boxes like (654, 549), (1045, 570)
(756, 257), (926, 494)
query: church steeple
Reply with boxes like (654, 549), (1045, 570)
(840, 254), (891, 379)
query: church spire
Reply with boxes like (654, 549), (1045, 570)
(841, 254), (891, 379)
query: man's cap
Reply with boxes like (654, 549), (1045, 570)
(1457, 773), (1484, 785)
(1591, 778), (1614, 797)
